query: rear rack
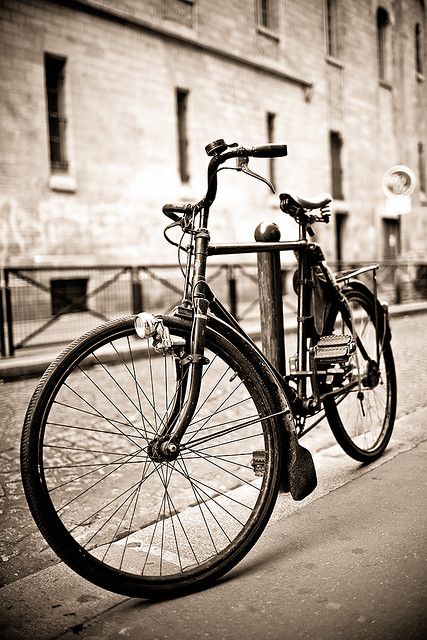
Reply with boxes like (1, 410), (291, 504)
(335, 264), (379, 282)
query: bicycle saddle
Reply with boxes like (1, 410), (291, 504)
(280, 192), (332, 210)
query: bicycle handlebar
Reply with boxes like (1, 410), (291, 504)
(204, 143), (286, 207)
(161, 141), (288, 222)
(162, 203), (192, 222)
(246, 144), (288, 158)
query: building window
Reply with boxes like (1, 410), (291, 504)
(415, 22), (424, 75)
(51, 278), (88, 315)
(376, 7), (392, 84)
(325, 0), (339, 58)
(382, 218), (401, 260)
(266, 111), (276, 188)
(176, 88), (190, 183)
(257, 0), (278, 31)
(418, 142), (426, 195)
(44, 53), (68, 172)
(329, 131), (344, 200)
(334, 212), (347, 269)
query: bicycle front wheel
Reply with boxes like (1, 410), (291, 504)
(21, 315), (282, 598)
(322, 285), (397, 462)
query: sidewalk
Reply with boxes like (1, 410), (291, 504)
(1, 410), (425, 640)
(1, 300), (426, 381)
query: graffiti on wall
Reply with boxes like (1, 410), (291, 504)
(0, 196), (90, 262)
(0, 185), (162, 264)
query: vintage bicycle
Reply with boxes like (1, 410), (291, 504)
(21, 139), (396, 599)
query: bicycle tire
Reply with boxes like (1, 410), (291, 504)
(322, 283), (397, 462)
(21, 315), (283, 598)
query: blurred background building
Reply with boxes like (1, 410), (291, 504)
(0, 0), (426, 355)
(1, 0), (426, 265)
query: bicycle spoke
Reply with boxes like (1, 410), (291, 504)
(183, 446), (261, 490)
(47, 452), (142, 491)
(53, 401), (136, 429)
(172, 460), (252, 519)
(194, 431), (267, 453)
(67, 462), (160, 537)
(63, 381), (148, 446)
(182, 448), (256, 471)
(178, 457), (230, 551)
(54, 448), (145, 513)
(185, 378), (246, 446)
(110, 338), (169, 432)
(103, 487), (140, 566)
(85, 481), (142, 550)
(43, 443), (142, 457)
(187, 364), (233, 426)
(184, 409), (282, 450)
(89, 352), (147, 422)
(151, 463), (199, 568)
(46, 420), (146, 439)
(75, 367), (150, 442)
(141, 462), (176, 574)
(185, 395), (252, 433)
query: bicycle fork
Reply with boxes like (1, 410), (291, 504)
(137, 228), (211, 461)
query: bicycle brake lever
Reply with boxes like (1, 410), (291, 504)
(236, 157), (275, 193)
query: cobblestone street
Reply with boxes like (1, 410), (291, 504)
(0, 312), (426, 588)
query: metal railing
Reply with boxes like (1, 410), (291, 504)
(0, 263), (262, 356)
(1, 260), (426, 357)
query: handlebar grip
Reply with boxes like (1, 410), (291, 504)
(249, 144), (288, 158)
(162, 203), (189, 222)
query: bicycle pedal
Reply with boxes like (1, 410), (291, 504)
(251, 450), (265, 477)
(314, 334), (355, 363)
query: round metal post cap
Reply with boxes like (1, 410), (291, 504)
(254, 221), (281, 242)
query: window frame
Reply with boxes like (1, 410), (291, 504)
(256, 0), (279, 34)
(376, 6), (392, 86)
(266, 111), (276, 188)
(44, 53), (69, 173)
(418, 142), (426, 199)
(325, 0), (340, 59)
(176, 87), (190, 184)
(329, 130), (344, 201)
(415, 21), (425, 78)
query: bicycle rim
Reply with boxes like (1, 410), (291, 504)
(323, 290), (396, 461)
(21, 316), (281, 597)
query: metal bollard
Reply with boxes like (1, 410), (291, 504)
(227, 265), (238, 319)
(131, 267), (144, 314)
(4, 269), (14, 357)
(255, 222), (286, 375)
(0, 269), (5, 357)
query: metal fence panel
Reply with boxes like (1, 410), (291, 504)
(1, 261), (425, 357)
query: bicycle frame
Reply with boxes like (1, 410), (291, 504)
(154, 213), (383, 451)
(154, 141), (386, 451)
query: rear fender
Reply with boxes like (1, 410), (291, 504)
(340, 279), (392, 343)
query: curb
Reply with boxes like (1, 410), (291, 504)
(1, 300), (426, 382)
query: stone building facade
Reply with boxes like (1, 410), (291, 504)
(1, 0), (426, 266)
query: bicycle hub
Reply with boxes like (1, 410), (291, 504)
(147, 437), (180, 462)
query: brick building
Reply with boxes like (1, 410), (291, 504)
(1, 0), (426, 266)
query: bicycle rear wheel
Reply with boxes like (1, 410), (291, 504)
(322, 285), (397, 462)
(21, 315), (282, 598)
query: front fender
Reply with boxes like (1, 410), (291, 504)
(172, 311), (317, 500)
